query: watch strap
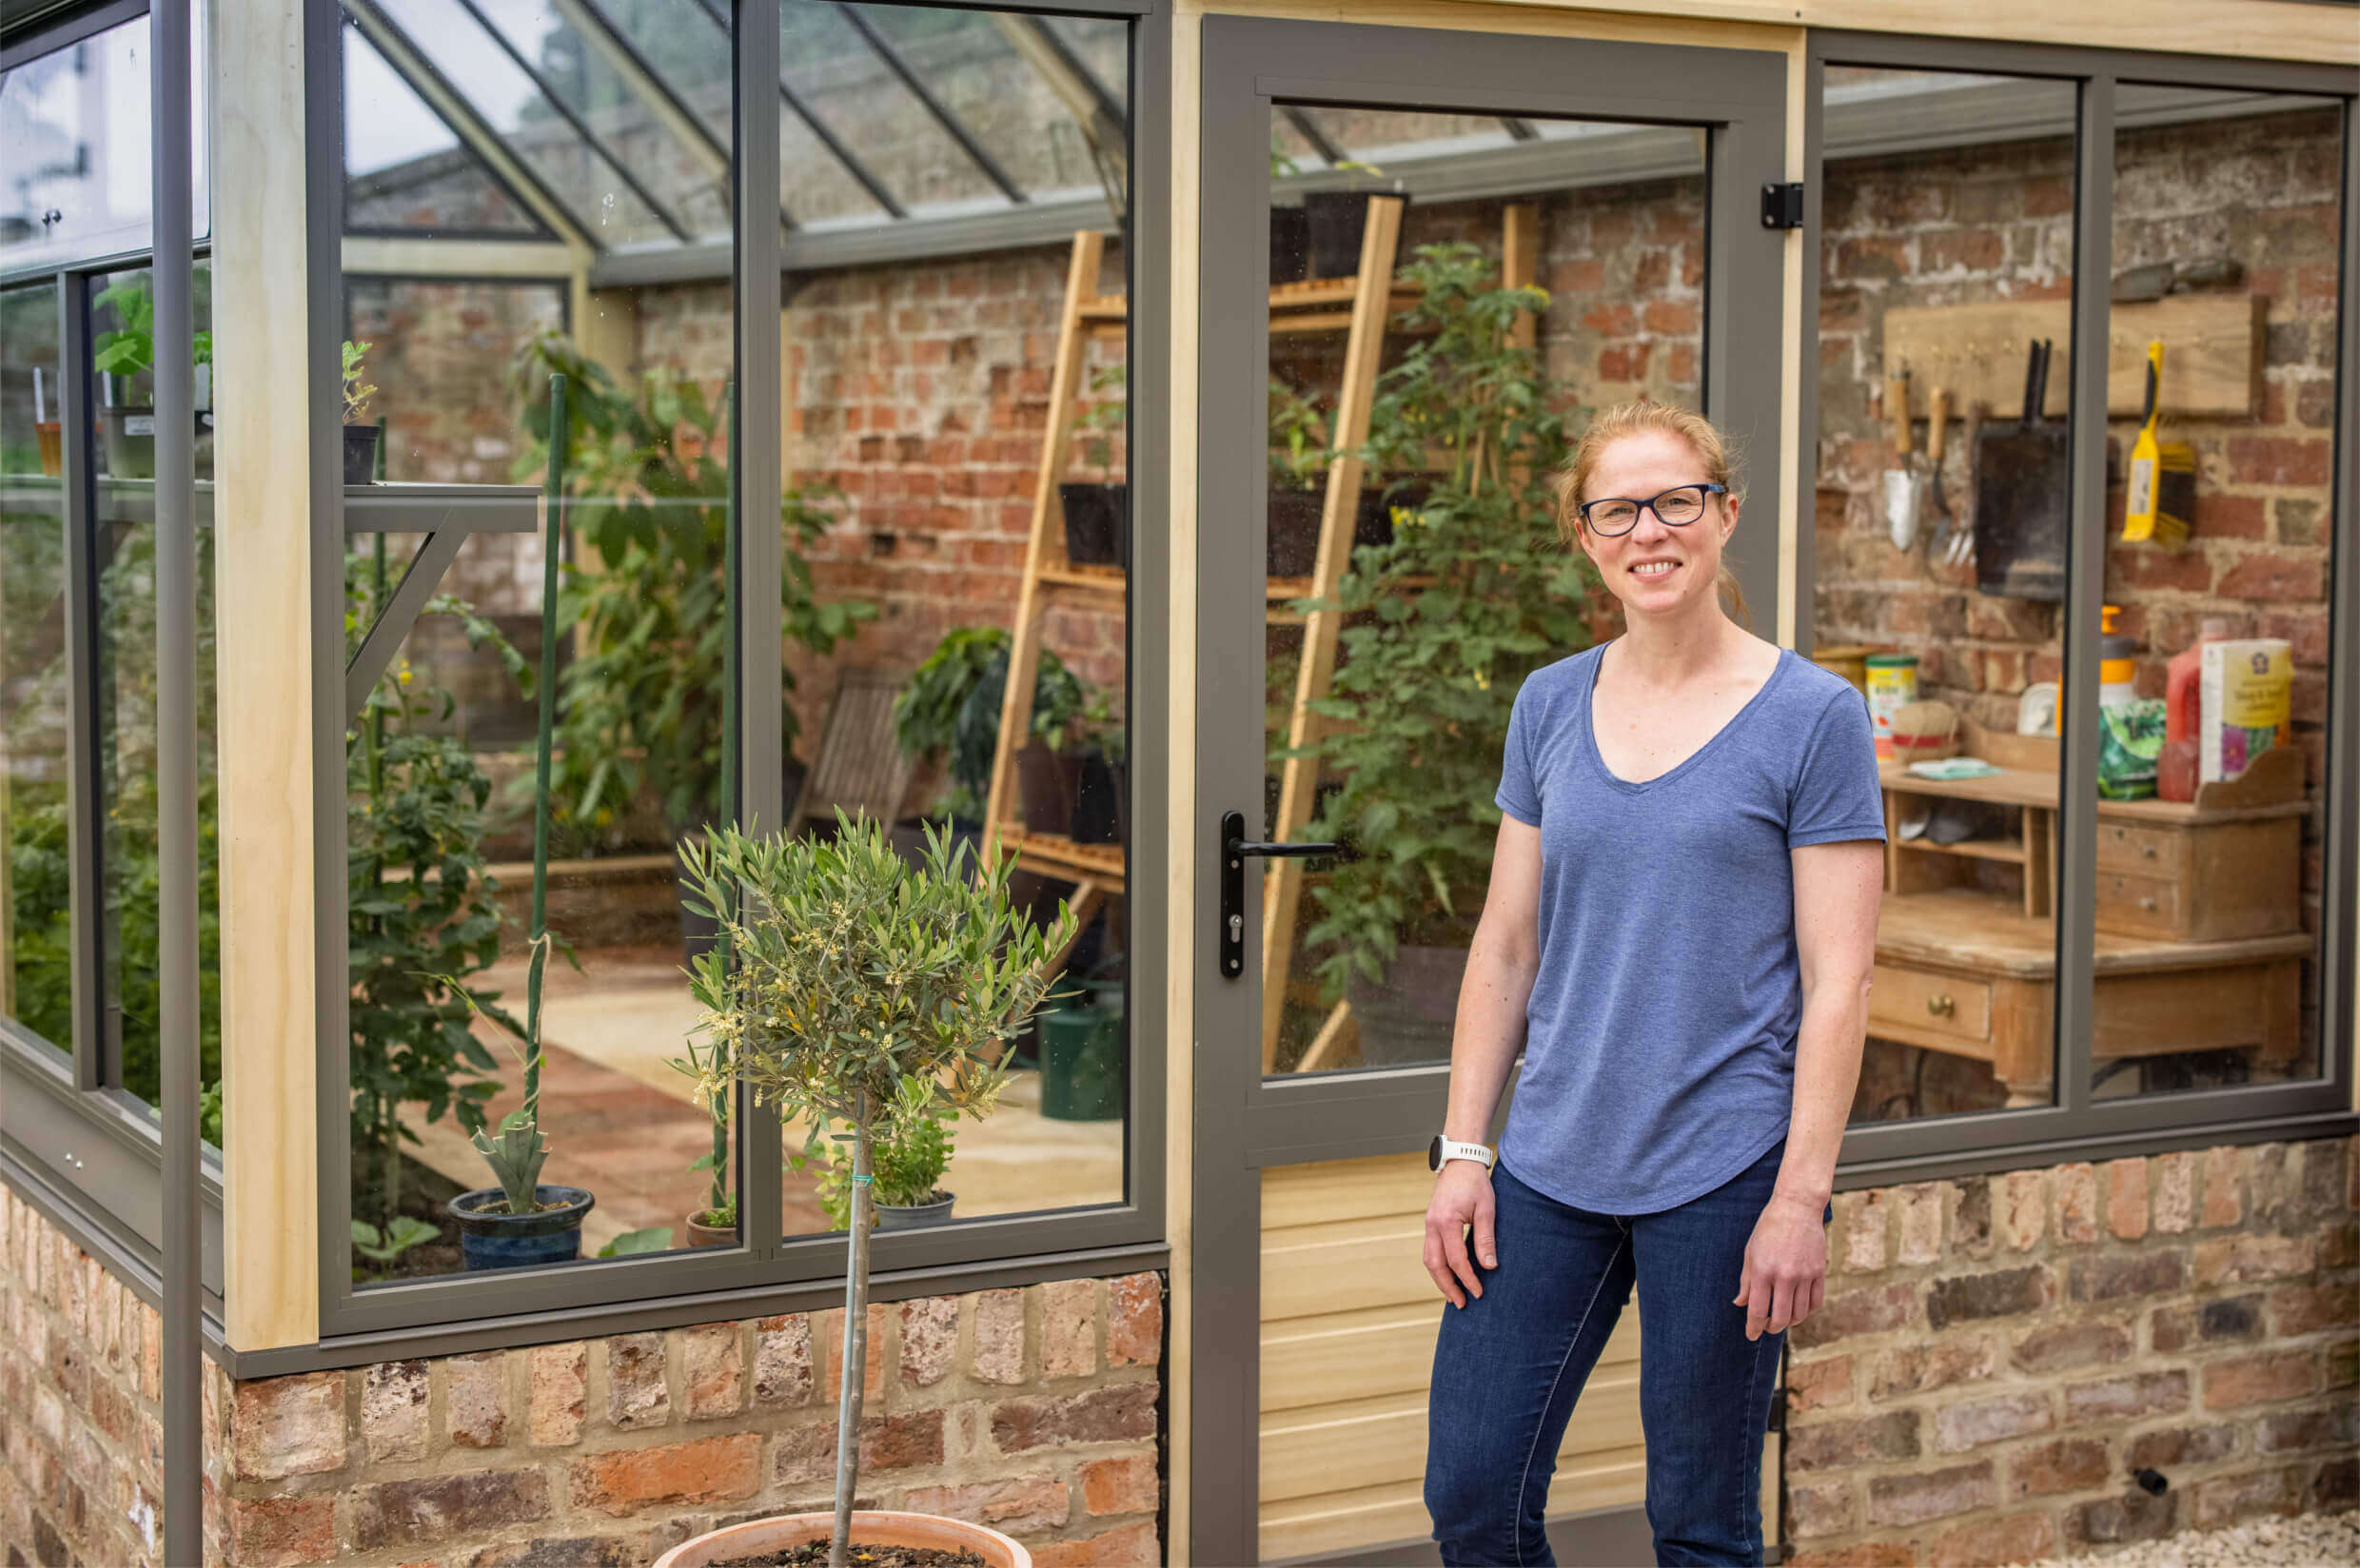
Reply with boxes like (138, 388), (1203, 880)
(1433, 1136), (1495, 1172)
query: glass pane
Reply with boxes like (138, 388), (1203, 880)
(1265, 105), (1706, 1077)
(344, 24), (550, 237)
(776, 8), (1135, 1235)
(347, 23), (737, 1284)
(88, 264), (223, 1112)
(346, 279), (567, 482)
(1, 283), (71, 1058)
(473, 0), (731, 239)
(851, 7), (1126, 205)
(2087, 88), (2344, 1105)
(780, 0), (1010, 219)
(1810, 68), (2078, 1123)
(375, 0), (678, 247)
(0, 8), (210, 270)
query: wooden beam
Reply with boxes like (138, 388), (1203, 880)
(213, 0), (318, 1352)
(340, 237), (581, 278)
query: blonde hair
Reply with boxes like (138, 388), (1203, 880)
(1553, 399), (1750, 628)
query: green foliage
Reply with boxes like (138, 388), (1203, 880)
(1291, 243), (1597, 998)
(350, 1217), (441, 1263)
(1268, 377), (1330, 491)
(675, 813), (1077, 1136)
(598, 1225), (674, 1258)
(342, 340), (376, 424)
(510, 332), (874, 849)
(90, 279), (213, 378)
(893, 627), (1091, 821)
(345, 555), (529, 1228)
(815, 1098), (952, 1227)
(469, 1117), (548, 1215)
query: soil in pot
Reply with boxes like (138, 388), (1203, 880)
(687, 1209), (737, 1247)
(1345, 943), (1471, 1066)
(712, 1548), (985, 1568)
(1269, 205), (1310, 284)
(1058, 481), (1128, 567)
(344, 422), (381, 485)
(1015, 744), (1079, 837)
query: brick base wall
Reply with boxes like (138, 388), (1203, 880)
(1784, 1135), (2357, 1566)
(1, 1186), (1163, 1568)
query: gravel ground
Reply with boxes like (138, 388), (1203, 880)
(2004, 1509), (2360, 1568)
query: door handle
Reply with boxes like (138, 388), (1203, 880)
(1220, 810), (1351, 978)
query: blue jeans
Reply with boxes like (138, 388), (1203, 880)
(1426, 1142), (1824, 1566)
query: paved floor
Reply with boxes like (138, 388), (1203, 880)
(403, 942), (1125, 1257)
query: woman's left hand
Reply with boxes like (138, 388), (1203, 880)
(1733, 1190), (1828, 1341)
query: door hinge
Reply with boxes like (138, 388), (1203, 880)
(1760, 182), (1805, 230)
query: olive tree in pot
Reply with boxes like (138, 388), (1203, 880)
(668, 813), (1076, 1568)
(1289, 243), (1594, 1064)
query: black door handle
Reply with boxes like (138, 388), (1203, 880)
(1220, 810), (1350, 978)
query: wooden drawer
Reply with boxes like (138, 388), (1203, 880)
(1870, 964), (1992, 1043)
(2095, 871), (2184, 940)
(2096, 821), (2178, 875)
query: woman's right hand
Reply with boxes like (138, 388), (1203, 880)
(1424, 1163), (1498, 1307)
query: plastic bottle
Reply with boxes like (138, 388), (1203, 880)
(2159, 617), (2231, 802)
(2098, 605), (2138, 709)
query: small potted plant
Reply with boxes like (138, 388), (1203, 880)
(663, 812), (1076, 1568)
(1057, 363), (1127, 567)
(1069, 694), (1127, 848)
(342, 340), (381, 484)
(1013, 668), (1096, 840)
(813, 1094), (956, 1231)
(445, 373), (594, 1268)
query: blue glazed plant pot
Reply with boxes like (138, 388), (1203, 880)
(448, 1185), (595, 1271)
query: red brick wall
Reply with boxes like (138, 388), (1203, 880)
(1784, 1136), (2357, 1564)
(1, 1179), (1165, 1568)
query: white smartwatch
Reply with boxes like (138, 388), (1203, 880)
(1428, 1135), (1495, 1173)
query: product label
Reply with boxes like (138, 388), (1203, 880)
(2126, 456), (2154, 519)
(123, 415), (156, 437)
(2220, 645), (2291, 728)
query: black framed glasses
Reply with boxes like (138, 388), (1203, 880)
(1578, 482), (1727, 537)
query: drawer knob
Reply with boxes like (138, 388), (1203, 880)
(2140, 896), (2158, 912)
(1927, 994), (1956, 1018)
(2139, 842), (2156, 858)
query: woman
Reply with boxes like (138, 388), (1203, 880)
(1422, 401), (1885, 1566)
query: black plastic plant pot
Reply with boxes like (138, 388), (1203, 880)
(343, 422), (382, 485)
(1016, 743), (1079, 837)
(1268, 486), (1325, 577)
(1345, 943), (1470, 1065)
(1303, 190), (1409, 281)
(448, 1184), (595, 1271)
(875, 1192), (956, 1231)
(1059, 481), (1129, 568)
(1269, 205), (1311, 284)
(1071, 749), (1124, 845)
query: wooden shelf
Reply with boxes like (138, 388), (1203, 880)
(1878, 889), (2311, 981)
(1895, 836), (2027, 864)
(997, 828), (1126, 893)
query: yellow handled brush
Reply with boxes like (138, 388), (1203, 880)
(2123, 339), (2194, 549)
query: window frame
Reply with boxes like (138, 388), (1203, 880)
(305, 0), (1175, 1342)
(1797, 32), (2360, 1183)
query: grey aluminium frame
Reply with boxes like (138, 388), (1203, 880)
(311, 0), (1171, 1345)
(1796, 32), (2360, 1183)
(1191, 17), (1788, 1561)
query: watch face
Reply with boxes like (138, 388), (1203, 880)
(1427, 1134), (1444, 1172)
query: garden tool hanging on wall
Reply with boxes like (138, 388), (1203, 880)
(1922, 383), (1957, 561)
(1882, 368), (1925, 550)
(2123, 339), (2196, 549)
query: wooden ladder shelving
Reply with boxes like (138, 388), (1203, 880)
(983, 197), (1531, 1071)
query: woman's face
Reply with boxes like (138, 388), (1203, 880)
(1576, 427), (1739, 619)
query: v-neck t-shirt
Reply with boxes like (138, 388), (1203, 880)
(1492, 641), (1886, 1214)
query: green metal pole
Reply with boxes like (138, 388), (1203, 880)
(526, 373), (567, 1124)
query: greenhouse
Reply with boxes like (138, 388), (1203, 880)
(0, 2), (2353, 1565)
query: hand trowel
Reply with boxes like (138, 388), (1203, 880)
(1882, 370), (1924, 551)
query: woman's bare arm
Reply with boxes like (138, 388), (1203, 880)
(1735, 837), (1882, 1338)
(1424, 814), (1544, 1306)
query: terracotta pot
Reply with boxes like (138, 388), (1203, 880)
(686, 1211), (736, 1248)
(652, 1509), (1031, 1568)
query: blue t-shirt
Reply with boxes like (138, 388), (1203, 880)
(1493, 642), (1885, 1215)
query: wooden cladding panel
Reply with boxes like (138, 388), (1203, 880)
(1882, 294), (2264, 420)
(1261, 1157), (1649, 1559)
